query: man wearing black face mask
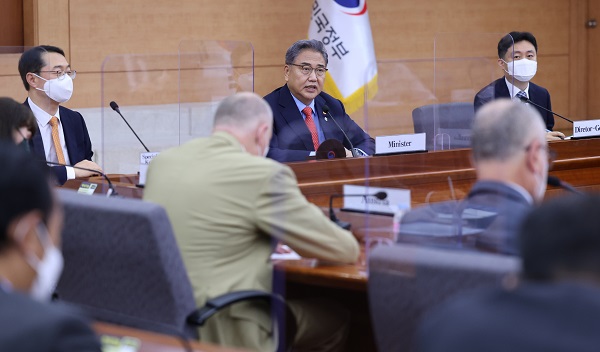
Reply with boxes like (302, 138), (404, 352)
(18, 45), (103, 185)
(0, 142), (101, 351)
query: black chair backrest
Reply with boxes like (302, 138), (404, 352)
(368, 244), (520, 352)
(412, 102), (475, 151)
(56, 189), (199, 339)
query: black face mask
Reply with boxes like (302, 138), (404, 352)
(16, 129), (31, 153)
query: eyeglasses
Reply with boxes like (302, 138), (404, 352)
(38, 70), (77, 80)
(287, 63), (328, 77)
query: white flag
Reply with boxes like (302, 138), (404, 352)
(309, 0), (378, 114)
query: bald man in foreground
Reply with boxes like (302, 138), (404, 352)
(399, 99), (550, 255)
(144, 92), (359, 351)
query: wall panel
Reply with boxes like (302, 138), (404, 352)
(1, 0), (587, 136)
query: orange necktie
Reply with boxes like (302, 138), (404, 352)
(49, 116), (66, 164)
(302, 106), (320, 151)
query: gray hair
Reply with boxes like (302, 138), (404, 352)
(471, 99), (546, 163)
(214, 92), (273, 128)
(285, 39), (328, 66)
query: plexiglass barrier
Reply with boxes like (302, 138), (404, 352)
(100, 40), (253, 174)
(361, 33), (515, 264)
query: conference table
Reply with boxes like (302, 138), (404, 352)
(66, 137), (600, 351)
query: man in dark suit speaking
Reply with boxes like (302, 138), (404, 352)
(474, 32), (564, 141)
(19, 45), (102, 185)
(264, 39), (375, 162)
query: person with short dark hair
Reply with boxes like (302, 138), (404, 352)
(0, 96), (37, 146)
(0, 142), (101, 351)
(18, 45), (102, 185)
(417, 194), (600, 352)
(264, 39), (375, 162)
(474, 31), (564, 141)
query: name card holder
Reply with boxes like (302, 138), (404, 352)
(342, 184), (411, 216)
(375, 133), (427, 155)
(139, 152), (160, 186)
(572, 119), (600, 139)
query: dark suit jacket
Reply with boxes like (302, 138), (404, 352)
(474, 78), (554, 131)
(25, 101), (94, 185)
(418, 281), (600, 352)
(263, 84), (375, 162)
(399, 181), (532, 255)
(0, 288), (101, 351)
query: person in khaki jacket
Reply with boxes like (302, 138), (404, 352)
(144, 92), (359, 352)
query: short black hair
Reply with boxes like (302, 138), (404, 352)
(0, 97), (37, 141)
(18, 45), (66, 91)
(520, 194), (600, 281)
(0, 142), (53, 250)
(497, 31), (538, 60)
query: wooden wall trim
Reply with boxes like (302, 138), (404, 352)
(569, 0), (588, 120)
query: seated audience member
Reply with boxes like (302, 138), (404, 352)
(144, 92), (359, 351)
(264, 39), (375, 162)
(418, 194), (600, 352)
(474, 31), (564, 141)
(399, 99), (549, 255)
(0, 142), (101, 351)
(18, 45), (102, 184)
(0, 97), (37, 147)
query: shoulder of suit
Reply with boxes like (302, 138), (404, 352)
(529, 81), (549, 94)
(263, 85), (285, 102)
(59, 105), (84, 120)
(0, 290), (88, 326)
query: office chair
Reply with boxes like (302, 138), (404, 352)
(411, 102), (475, 151)
(55, 189), (295, 350)
(368, 244), (519, 352)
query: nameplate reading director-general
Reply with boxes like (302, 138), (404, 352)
(573, 119), (600, 138)
(375, 133), (426, 155)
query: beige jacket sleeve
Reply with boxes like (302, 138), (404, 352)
(254, 163), (359, 264)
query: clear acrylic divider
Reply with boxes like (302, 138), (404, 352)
(363, 33), (514, 268)
(101, 52), (184, 175)
(100, 40), (254, 175)
(178, 40), (254, 145)
(432, 32), (509, 151)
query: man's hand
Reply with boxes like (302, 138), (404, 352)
(345, 148), (353, 158)
(73, 160), (103, 178)
(546, 131), (565, 141)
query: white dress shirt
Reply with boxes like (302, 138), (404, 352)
(28, 98), (75, 179)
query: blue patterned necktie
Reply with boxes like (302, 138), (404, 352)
(516, 90), (528, 102)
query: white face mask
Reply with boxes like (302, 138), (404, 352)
(503, 59), (537, 82)
(24, 224), (64, 302)
(33, 73), (74, 103)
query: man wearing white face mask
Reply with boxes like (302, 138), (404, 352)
(18, 45), (103, 185)
(0, 142), (101, 351)
(144, 92), (358, 352)
(474, 32), (565, 141)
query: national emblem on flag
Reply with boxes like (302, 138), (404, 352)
(309, 0), (378, 114)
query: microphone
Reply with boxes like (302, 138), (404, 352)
(45, 161), (119, 197)
(547, 176), (583, 195)
(329, 191), (387, 230)
(517, 95), (574, 124)
(109, 101), (150, 152)
(322, 105), (357, 157)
